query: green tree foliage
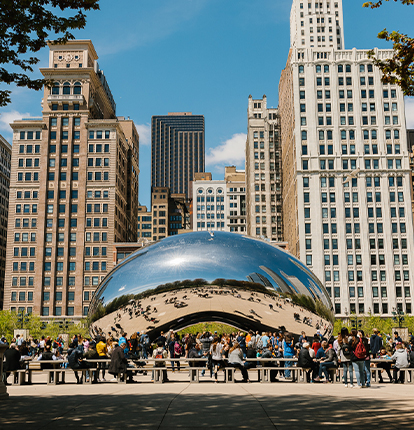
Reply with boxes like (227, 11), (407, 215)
(0, 0), (100, 107)
(0, 311), (88, 342)
(363, 0), (414, 95)
(334, 315), (414, 336)
(177, 323), (239, 337)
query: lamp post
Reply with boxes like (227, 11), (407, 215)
(0, 344), (9, 399)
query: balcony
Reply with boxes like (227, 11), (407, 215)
(47, 94), (85, 105)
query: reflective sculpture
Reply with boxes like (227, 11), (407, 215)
(89, 232), (334, 339)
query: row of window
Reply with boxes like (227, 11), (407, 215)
(302, 157), (403, 171)
(303, 176), (404, 189)
(196, 222), (225, 229)
(50, 131), (80, 140)
(304, 206), (406, 220)
(19, 132), (41, 141)
(51, 82), (82, 95)
(50, 117), (81, 127)
(196, 213), (225, 220)
(45, 262), (77, 272)
(84, 261), (107, 271)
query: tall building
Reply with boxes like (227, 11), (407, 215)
(279, 0), (414, 317)
(151, 187), (191, 242)
(0, 135), (11, 310)
(4, 40), (139, 320)
(151, 113), (205, 199)
(192, 167), (246, 233)
(245, 95), (283, 242)
(224, 167), (246, 233)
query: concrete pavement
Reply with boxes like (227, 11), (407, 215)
(1, 373), (413, 429)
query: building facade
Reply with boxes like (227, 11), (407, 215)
(4, 40), (139, 320)
(192, 166), (246, 233)
(151, 113), (205, 199)
(245, 96), (283, 242)
(0, 135), (11, 310)
(279, 0), (414, 317)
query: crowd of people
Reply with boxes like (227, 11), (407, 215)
(1, 327), (414, 385)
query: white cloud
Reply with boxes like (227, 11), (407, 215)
(136, 123), (151, 146)
(206, 133), (247, 170)
(405, 97), (414, 129)
(0, 110), (31, 137)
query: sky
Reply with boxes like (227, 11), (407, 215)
(1, 0), (414, 207)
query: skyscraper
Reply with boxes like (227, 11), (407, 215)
(245, 96), (283, 242)
(4, 40), (139, 320)
(0, 134), (11, 310)
(151, 113), (205, 199)
(279, 0), (414, 317)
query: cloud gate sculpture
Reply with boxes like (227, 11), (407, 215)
(89, 232), (334, 340)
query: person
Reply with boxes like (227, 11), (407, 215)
(261, 344), (278, 382)
(152, 340), (168, 382)
(370, 329), (383, 358)
(358, 330), (371, 387)
(188, 343), (203, 367)
(318, 342), (338, 383)
(337, 328), (353, 387)
(228, 342), (249, 382)
(376, 347), (393, 383)
(210, 336), (224, 383)
(168, 334), (181, 372)
(67, 342), (90, 384)
(349, 329), (368, 388)
(297, 342), (318, 382)
(200, 332), (213, 377)
(393, 332), (403, 346)
(3, 343), (21, 385)
(84, 341), (99, 383)
(311, 335), (321, 356)
(108, 342), (133, 382)
(96, 336), (108, 381)
(155, 331), (166, 348)
(391, 342), (409, 383)
(283, 333), (295, 379)
(140, 331), (150, 359)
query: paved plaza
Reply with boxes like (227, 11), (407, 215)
(1, 372), (414, 429)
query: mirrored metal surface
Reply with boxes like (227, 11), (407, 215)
(89, 232), (334, 339)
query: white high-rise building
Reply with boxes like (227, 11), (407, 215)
(245, 96), (283, 242)
(192, 167), (246, 233)
(290, 0), (344, 50)
(279, 0), (414, 317)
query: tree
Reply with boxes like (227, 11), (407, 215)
(0, 0), (100, 107)
(363, 0), (414, 95)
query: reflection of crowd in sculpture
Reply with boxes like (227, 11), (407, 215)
(92, 286), (333, 337)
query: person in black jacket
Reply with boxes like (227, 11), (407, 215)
(108, 342), (132, 382)
(370, 329), (383, 358)
(67, 342), (89, 384)
(297, 342), (318, 382)
(3, 344), (21, 385)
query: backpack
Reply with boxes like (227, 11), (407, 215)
(144, 336), (150, 346)
(341, 342), (351, 359)
(256, 338), (263, 350)
(354, 338), (367, 360)
(155, 350), (164, 359)
(174, 342), (182, 356)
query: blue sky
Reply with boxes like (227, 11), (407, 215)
(1, 0), (413, 207)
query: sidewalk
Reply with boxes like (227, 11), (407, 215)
(1, 373), (414, 429)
